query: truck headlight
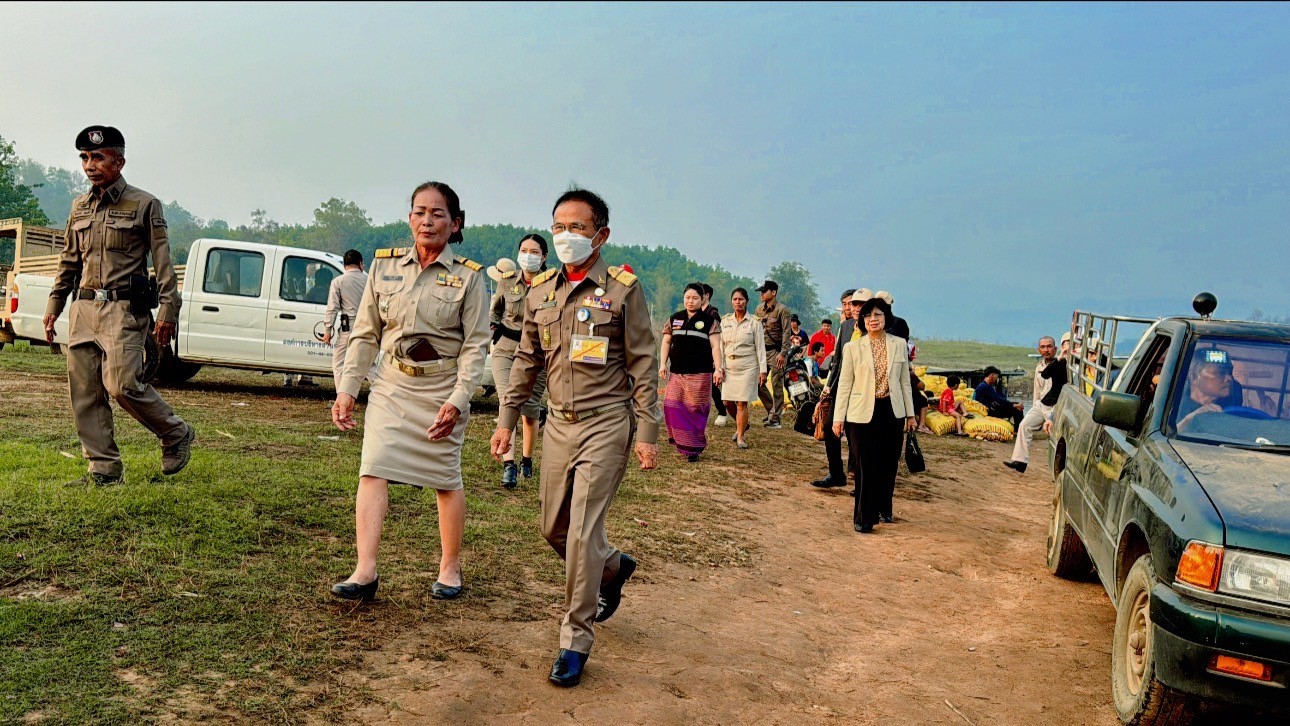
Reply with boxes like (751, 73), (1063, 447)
(1219, 550), (1290, 607)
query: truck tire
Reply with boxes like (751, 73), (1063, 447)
(1111, 555), (1200, 725)
(155, 350), (203, 385)
(1047, 483), (1092, 578)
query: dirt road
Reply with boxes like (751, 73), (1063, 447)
(341, 436), (1120, 725)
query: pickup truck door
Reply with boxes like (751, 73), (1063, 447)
(182, 246), (269, 362)
(1081, 333), (1174, 566)
(264, 252), (340, 373)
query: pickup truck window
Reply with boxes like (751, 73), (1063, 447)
(203, 249), (264, 297)
(280, 256), (339, 304)
(1170, 337), (1290, 448)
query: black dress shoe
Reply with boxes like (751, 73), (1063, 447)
(70, 472), (123, 486)
(686, 454), (699, 463)
(855, 524), (874, 534)
(502, 461), (518, 489)
(595, 553), (637, 622)
(880, 515), (895, 524)
(331, 575), (379, 602)
(811, 477), (844, 488)
(1004, 460), (1028, 474)
(549, 649), (588, 687)
(431, 580), (464, 600)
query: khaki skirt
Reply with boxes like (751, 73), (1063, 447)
(721, 355), (761, 402)
(360, 356), (469, 490)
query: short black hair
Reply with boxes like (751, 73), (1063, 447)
(684, 282), (705, 298)
(840, 288), (856, 302)
(984, 366), (1001, 377)
(820, 318), (831, 326)
(700, 283), (713, 298)
(947, 375), (961, 387)
(552, 187), (609, 228)
(343, 249), (362, 266)
(731, 287), (749, 301)
(809, 342), (824, 354)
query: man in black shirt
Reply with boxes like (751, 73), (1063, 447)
(1004, 336), (1068, 474)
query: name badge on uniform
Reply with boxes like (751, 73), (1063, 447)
(536, 300), (558, 310)
(382, 275), (403, 282)
(570, 334), (609, 365)
(671, 319), (684, 328)
(581, 295), (611, 310)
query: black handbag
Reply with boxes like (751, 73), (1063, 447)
(792, 400), (817, 436)
(904, 432), (927, 474)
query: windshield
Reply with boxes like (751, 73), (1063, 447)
(1169, 336), (1290, 448)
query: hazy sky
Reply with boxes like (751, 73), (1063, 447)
(4, 2), (1288, 344)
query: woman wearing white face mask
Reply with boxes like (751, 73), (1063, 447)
(488, 233), (551, 488)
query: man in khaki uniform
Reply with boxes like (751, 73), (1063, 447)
(43, 126), (194, 485)
(322, 249), (370, 389)
(490, 188), (659, 688)
(754, 279), (793, 427)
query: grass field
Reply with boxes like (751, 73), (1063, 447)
(0, 338), (1027, 722)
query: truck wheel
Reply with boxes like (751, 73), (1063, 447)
(155, 351), (203, 385)
(1111, 555), (1199, 725)
(1047, 483), (1092, 578)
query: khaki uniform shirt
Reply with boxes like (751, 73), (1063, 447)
(754, 300), (793, 355)
(489, 270), (529, 356)
(720, 312), (768, 373)
(324, 268), (368, 332)
(338, 246), (489, 413)
(499, 255), (660, 444)
(46, 175), (180, 323)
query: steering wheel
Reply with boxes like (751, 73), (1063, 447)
(1222, 405), (1274, 420)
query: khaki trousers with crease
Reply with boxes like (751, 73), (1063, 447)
(540, 404), (633, 653)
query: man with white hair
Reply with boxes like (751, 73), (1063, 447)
(1004, 336), (1068, 474)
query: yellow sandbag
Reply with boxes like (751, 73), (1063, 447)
(921, 374), (948, 395)
(914, 365), (928, 377)
(964, 416), (1015, 442)
(925, 411), (956, 436)
(961, 399), (988, 417)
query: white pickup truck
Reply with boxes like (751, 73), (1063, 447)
(11, 238), (344, 383)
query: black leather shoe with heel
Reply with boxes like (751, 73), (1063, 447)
(549, 649), (588, 687)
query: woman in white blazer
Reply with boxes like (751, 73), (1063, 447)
(832, 295), (916, 533)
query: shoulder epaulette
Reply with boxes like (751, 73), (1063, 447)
(375, 247), (408, 259)
(455, 255), (482, 271)
(500, 269), (517, 280)
(532, 267), (559, 285)
(608, 265), (638, 286)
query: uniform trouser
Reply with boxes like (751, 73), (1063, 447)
(823, 424), (846, 483)
(846, 398), (903, 527)
(757, 359), (785, 420)
(711, 384), (727, 417)
(67, 300), (187, 477)
(1010, 403), (1052, 464)
(540, 404), (634, 653)
(331, 332), (378, 390)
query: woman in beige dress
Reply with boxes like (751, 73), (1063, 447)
(329, 180), (490, 602)
(720, 287), (768, 448)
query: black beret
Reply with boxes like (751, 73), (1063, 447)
(75, 126), (125, 151)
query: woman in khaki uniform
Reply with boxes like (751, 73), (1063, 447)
(719, 287), (768, 448)
(488, 234), (550, 488)
(329, 181), (490, 602)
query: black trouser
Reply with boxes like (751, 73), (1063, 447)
(845, 398), (903, 527)
(988, 402), (1024, 428)
(823, 424), (846, 484)
(712, 385), (727, 417)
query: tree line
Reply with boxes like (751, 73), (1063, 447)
(2, 133), (830, 325)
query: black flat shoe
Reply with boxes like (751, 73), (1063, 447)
(331, 575), (379, 602)
(855, 524), (874, 534)
(595, 553), (637, 622)
(549, 649), (588, 687)
(432, 580), (464, 600)
(880, 515), (895, 524)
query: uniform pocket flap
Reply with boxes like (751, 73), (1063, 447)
(105, 216), (136, 228)
(589, 309), (617, 326)
(70, 218), (93, 231)
(429, 284), (466, 303)
(533, 307), (563, 325)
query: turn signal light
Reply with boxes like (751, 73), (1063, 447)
(1209, 654), (1272, 682)
(8, 284), (16, 314)
(1176, 541), (1223, 591)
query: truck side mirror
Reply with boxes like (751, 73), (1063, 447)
(1092, 391), (1143, 432)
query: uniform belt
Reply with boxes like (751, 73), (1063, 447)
(75, 287), (129, 302)
(547, 401), (630, 423)
(388, 354), (458, 377)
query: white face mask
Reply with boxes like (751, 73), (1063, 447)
(516, 252), (544, 272)
(552, 230), (598, 265)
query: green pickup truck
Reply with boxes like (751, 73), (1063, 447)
(1047, 295), (1290, 724)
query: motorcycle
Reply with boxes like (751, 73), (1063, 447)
(782, 344), (822, 435)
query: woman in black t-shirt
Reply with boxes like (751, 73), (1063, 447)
(659, 283), (725, 461)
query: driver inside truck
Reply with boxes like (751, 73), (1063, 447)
(1175, 348), (1244, 432)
